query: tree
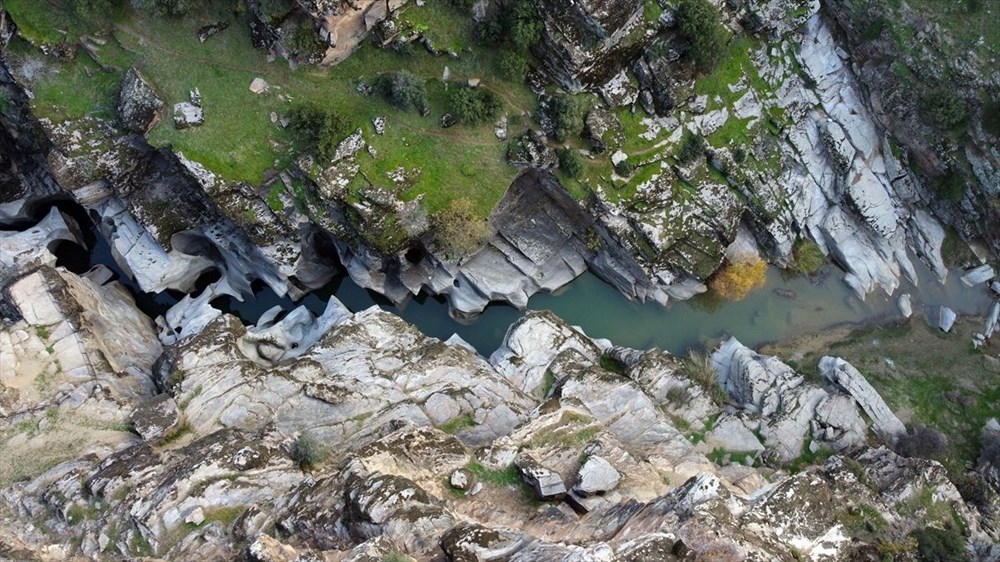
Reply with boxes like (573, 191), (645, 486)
(504, 0), (543, 49)
(557, 149), (584, 178)
(288, 104), (350, 160)
(911, 526), (968, 562)
(374, 71), (427, 113)
(71, 0), (120, 16)
(434, 197), (491, 257)
(548, 95), (588, 142)
(449, 87), (503, 125)
(709, 259), (767, 301)
(290, 432), (328, 469)
(497, 52), (529, 82)
(676, 0), (727, 73)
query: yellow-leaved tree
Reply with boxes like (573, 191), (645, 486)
(709, 258), (767, 301)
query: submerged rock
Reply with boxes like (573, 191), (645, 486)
(939, 306), (957, 332)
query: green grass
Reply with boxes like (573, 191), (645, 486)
(791, 319), (1000, 477)
(439, 414), (476, 434)
(466, 461), (521, 486)
(8, 1), (537, 220)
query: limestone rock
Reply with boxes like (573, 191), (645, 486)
(249, 77), (269, 93)
(574, 456), (621, 497)
(819, 356), (905, 439)
(514, 454), (566, 499)
(173, 102), (204, 129)
(939, 306), (957, 332)
(897, 293), (912, 318)
(117, 68), (163, 133)
(249, 534), (298, 562)
(439, 523), (530, 561)
(962, 264), (995, 287)
(450, 468), (471, 491)
(129, 393), (181, 443)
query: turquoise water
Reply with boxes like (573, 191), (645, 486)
(224, 257), (994, 356)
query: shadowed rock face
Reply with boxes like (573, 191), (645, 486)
(117, 69), (164, 134)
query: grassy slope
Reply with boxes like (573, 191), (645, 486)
(8, 1), (535, 218)
(776, 318), (1000, 476)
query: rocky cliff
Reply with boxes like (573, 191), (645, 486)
(0, 255), (998, 560)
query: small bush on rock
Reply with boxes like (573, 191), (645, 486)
(934, 172), (966, 202)
(675, 131), (705, 164)
(497, 52), (529, 82)
(709, 258), (767, 301)
(982, 100), (1000, 138)
(557, 149), (584, 178)
(894, 425), (950, 460)
(291, 432), (328, 469)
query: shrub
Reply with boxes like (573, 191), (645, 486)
(288, 104), (350, 160)
(548, 95), (588, 142)
(894, 425), (950, 460)
(614, 159), (634, 176)
(444, 0), (475, 9)
(911, 526), (968, 562)
(449, 87), (503, 125)
(709, 259), (767, 301)
(920, 88), (967, 130)
(676, 0), (727, 73)
(290, 432), (328, 469)
(374, 71), (427, 113)
(790, 239), (826, 275)
(497, 52), (529, 82)
(72, 0), (120, 16)
(675, 131), (705, 164)
(286, 20), (319, 56)
(680, 350), (727, 403)
(434, 197), (491, 256)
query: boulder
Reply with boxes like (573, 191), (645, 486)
(249, 77), (269, 93)
(117, 68), (163, 133)
(173, 102), (204, 129)
(938, 306), (957, 332)
(819, 356), (905, 439)
(129, 394), (181, 443)
(439, 523), (530, 561)
(514, 454), (566, 499)
(897, 293), (912, 318)
(961, 264), (995, 287)
(574, 456), (621, 496)
(450, 468), (472, 491)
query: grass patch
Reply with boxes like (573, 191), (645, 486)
(466, 461), (521, 486)
(439, 414), (476, 434)
(598, 353), (626, 375)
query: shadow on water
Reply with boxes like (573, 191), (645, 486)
(32, 202), (995, 356)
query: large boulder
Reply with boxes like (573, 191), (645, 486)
(819, 356), (905, 439)
(574, 455), (621, 496)
(117, 68), (164, 134)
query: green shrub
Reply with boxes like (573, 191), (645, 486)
(895, 425), (950, 460)
(374, 71), (427, 113)
(790, 239), (826, 275)
(449, 87), (503, 125)
(557, 149), (584, 178)
(444, 0), (475, 9)
(497, 52), (529, 82)
(614, 159), (634, 176)
(911, 526), (968, 562)
(676, 0), (728, 73)
(920, 88), (967, 130)
(473, 19), (504, 46)
(286, 20), (320, 56)
(290, 432), (328, 469)
(675, 131), (705, 164)
(71, 0), (120, 16)
(288, 104), (351, 160)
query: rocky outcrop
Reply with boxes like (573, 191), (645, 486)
(819, 356), (906, 440)
(117, 68), (163, 134)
